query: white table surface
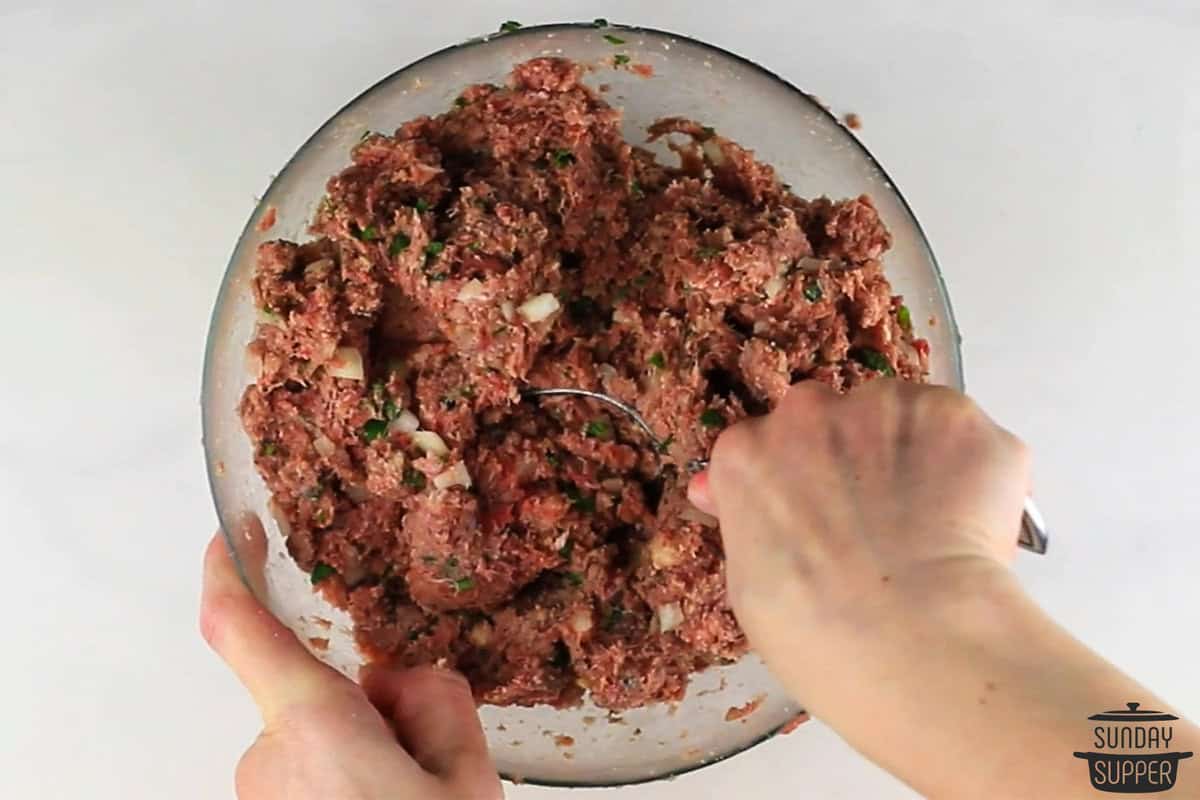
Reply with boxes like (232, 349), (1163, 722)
(3, 1), (1198, 797)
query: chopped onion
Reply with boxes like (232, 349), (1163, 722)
(702, 138), (726, 166)
(763, 275), (785, 300)
(433, 460), (472, 490)
(517, 292), (561, 323)
(327, 347), (364, 380)
(648, 535), (682, 569)
(267, 499), (292, 540)
(412, 430), (449, 457)
(389, 451), (406, 472)
(313, 433), (336, 459)
(456, 279), (487, 303)
(680, 506), (719, 528)
(597, 364), (618, 382)
(256, 308), (284, 327)
(657, 601), (685, 633)
(499, 300), (515, 322)
(389, 409), (420, 435)
(611, 307), (637, 325)
(304, 258), (334, 282)
(467, 621), (493, 647)
(752, 320), (771, 335)
(244, 342), (264, 378)
(570, 609), (594, 633)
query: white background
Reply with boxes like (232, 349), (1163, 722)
(3, 1), (1198, 797)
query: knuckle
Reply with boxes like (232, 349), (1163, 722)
(199, 591), (236, 650)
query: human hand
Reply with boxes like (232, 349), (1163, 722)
(688, 379), (1030, 705)
(200, 533), (503, 800)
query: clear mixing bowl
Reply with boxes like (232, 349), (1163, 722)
(202, 21), (963, 788)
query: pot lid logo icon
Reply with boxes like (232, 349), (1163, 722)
(1074, 702), (1193, 793)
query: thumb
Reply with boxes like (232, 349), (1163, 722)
(362, 665), (496, 786)
(687, 470), (718, 516)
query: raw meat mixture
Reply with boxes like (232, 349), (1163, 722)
(240, 57), (929, 709)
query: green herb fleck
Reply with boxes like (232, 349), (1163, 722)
(700, 408), (725, 428)
(403, 467), (427, 490)
(549, 640), (571, 670)
(312, 508), (330, 526)
(446, 555), (459, 570)
(701, 125), (716, 137)
(629, 179), (644, 198)
(558, 538), (574, 559)
(655, 435), (675, 454)
(696, 245), (723, 260)
(421, 554), (438, 564)
(499, 20), (522, 33)
(427, 272), (447, 282)
(382, 399), (400, 421)
(897, 304), (912, 331)
(604, 604), (625, 630)
(603, 33), (625, 45)
(614, 53), (631, 66)
(648, 351), (666, 369)
(552, 148), (576, 168)
(310, 562), (336, 584)
(424, 241), (445, 259)
(565, 571), (585, 587)
(453, 576), (475, 593)
(362, 418), (388, 442)
(356, 224), (382, 242)
(413, 198), (431, 213)
(584, 419), (613, 440)
(803, 281), (823, 303)
(632, 273), (652, 288)
(454, 96), (468, 108)
(303, 485), (323, 501)
(592, 18), (609, 27)
(546, 450), (562, 468)
(468, 241), (483, 252)
(564, 484), (596, 514)
(852, 348), (896, 377)
(260, 441), (279, 457)
(359, 130), (372, 141)
(389, 232), (411, 256)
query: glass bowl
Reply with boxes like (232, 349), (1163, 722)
(201, 21), (963, 788)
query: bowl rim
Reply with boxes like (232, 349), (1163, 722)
(201, 19), (963, 789)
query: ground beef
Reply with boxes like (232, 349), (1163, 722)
(240, 57), (930, 709)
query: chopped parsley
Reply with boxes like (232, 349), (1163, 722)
(355, 224), (382, 242)
(648, 351), (666, 369)
(632, 273), (652, 288)
(362, 418), (388, 442)
(421, 554), (438, 564)
(310, 562), (336, 584)
(546, 450), (562, 468)
(424, 240), (445, 259)
(629, 179), (644, 198)
(453, 576), (475, 593)
(552, 148), (576, 168)
(403, 466), (427, 490)
(564, 483), (596, 513)
(897, 304), (913, 331)
(359, 130), (372, 141)
(454, 96), (468, 108)
(413, 198), (430, 212)
(499, 20), (521, 33)
(558, 538), (574, 559)
(260, 441), (279, 457)
(312, 508), (330, 526)
(592, 17), (609, 27)
(655, 435), (674, 454)
(701, 125), (716, 137)
(603, 33), (625, 45)
(468, 241), (483, 252)
(700, 408), (725, 428)
(613, 53), (631, 66)
(382, 399), (400, 421)
(389, 232), (411, 256)
(603, 604), (625, 630)
(803, 281), (823, 302)
(696, 245), (723, 260)
(565, 571), (585, 587)
(427, 272), (447, 282)
(852, 348), (896, 377)
(303, 485), (323, 501)
(584, 419), (613, 440)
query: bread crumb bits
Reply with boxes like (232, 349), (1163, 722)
(553, 734), (575, 748)
(257, 206), (277, 232)
(779, 711), (811, 735)
(307, 637), (330, 652)
(843, 112), (862, 130)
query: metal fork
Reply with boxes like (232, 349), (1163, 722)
(523, 387), (1049, 555)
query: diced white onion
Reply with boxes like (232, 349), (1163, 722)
(570, 609), (594, 633)
(763, 276), (785, 299)
(468, 621), (493, 647)
(389, 409), (420, 435)
(611, 307), (637, 325)
(327, 347), (364, 380)
(597, 364), (618, 381)
(500, 300), (515, 321)
(412, 430), (449, 457)
(517, 292), (561, 323)
(657, 601), (685, 633)
(304, 258), (334, 282)
(313, 434), (336, 459)
(456, 279), (487, 303)
(648, 535), (682, 569)
(752, 320), (771, 335)
(244, 342), (263, 378)
(389, 451), (406, 472)
(702, 138), (726, 166)
(680, 506), (719, 528)
(433, 460), (472, 490)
